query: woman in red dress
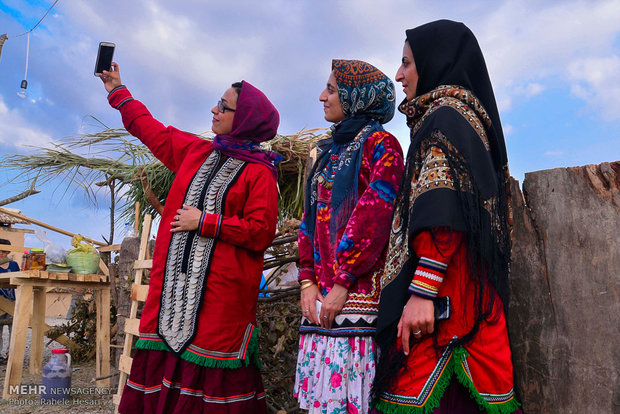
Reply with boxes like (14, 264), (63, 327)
(101, 63), (280, 414)
(373, 20), (522, 414)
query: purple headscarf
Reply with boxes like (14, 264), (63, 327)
(212, 80), (281, 179)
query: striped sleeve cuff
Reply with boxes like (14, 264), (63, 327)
(107, 85), (134, 109)
(408, 256), (448, 299)
(198, 211), (222, 239)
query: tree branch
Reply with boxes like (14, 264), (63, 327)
(0, 188), (41, 206)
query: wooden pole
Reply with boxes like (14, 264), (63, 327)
(134, 202), (140, 234)
(0, 207), (106, 246)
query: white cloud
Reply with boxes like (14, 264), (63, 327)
(544, 150), (565, 157)
(515, 83), (545, 98)
(477, 0), (619, 117)
(568, 55), (620, 120)
(0, 95), (54, 148)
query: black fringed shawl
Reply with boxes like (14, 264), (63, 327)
(374, 20), (513, 397)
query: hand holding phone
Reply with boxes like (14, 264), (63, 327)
(94, 42), (115, 76)
(433, 296), (450, 321)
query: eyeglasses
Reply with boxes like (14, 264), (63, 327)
(217, 100), (236, 113)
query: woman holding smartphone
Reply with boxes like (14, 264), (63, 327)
(295, 59), (404, 413)
(373, 20), (521, 413)
(101, 63), (279, 414)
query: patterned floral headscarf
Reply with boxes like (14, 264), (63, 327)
(304, 60), (395, 244)
(331, 59), (396, 125)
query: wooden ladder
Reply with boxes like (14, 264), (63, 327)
(113, 214), (153, 412)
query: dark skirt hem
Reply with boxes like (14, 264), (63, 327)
(118, 349), (267, 414)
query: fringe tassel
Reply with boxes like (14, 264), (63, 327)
(135, 338), (171, 352)
(373, 346), (520, 414)
(134, 328), (262, 371)
(452, 347), (521, 414)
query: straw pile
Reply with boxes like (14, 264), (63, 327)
(2, 127), (327, 226)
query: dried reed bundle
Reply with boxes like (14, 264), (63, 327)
(2, 127), (326, 230)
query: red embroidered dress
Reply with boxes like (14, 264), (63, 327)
(378, 229), (517, 413)
(109, 86), (278, 413)
(375, 87), (519, 414)
(295, 128), (404, 412)
(298, 130), (404, 327)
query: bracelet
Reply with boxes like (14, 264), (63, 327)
(299, 280), (316, 291)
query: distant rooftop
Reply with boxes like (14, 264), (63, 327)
(0, 208), (30, 225)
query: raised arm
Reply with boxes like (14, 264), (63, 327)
(101, 62), (207, 172)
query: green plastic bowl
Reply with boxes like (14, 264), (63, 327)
(65, 251), (100, 274)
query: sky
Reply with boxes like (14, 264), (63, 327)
(0, 0), (619, 251)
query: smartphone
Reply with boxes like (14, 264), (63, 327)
(434, 296), (450, 321)
(94, 42), (115, 76)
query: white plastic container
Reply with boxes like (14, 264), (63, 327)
(41, 349), (72, 402)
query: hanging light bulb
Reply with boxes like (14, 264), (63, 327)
(17, 80), (28, 98)
(17, 32), (30, 99)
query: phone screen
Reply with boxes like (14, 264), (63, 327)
(434, 296), (450, 321)
(95, 44), (115, 75)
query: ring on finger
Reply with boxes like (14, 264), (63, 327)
(413, 330), (422, 335)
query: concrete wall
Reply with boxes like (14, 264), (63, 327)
(508, 161), (620, 413)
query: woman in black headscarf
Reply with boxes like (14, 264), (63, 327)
(372, 20), (521, 413)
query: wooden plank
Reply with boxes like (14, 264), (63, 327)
(5, 270), (39, 280)
(99, 259), (110, 277)
(95, 288), (111, 388)
(133, 259), (153, 270)
(86, 274), (99, 282)
(0, 297), (13, 315)
(29, 288), (46, 375)
(97, 244), (121, 253)
(123, 318), (140, 337)
(1, 245), (34, 254)
(113, 393), (122, 406)
(115, 213), (151, 411)
(130, 284), (149, 302)
(118, 354), (133, 375)
(3, 284), (33, 399)
(9, 277), (109, 290)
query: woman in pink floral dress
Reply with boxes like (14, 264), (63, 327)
(294, 60), (404, 413)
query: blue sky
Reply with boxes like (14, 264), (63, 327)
(0, 0), (619, 250)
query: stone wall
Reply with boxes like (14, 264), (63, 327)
(509, 161), (620, 413)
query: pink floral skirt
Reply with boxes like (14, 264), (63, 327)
(294, 333), (376, 414)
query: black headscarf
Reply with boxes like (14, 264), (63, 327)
(374, 20), (513, 399)
(406, 19), (508, 172)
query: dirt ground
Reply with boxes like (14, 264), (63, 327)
(0, 320), (116, 414)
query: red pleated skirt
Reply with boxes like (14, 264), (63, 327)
(118, 349), (267, 414)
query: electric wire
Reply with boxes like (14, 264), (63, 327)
(8, 0), (61, 39)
